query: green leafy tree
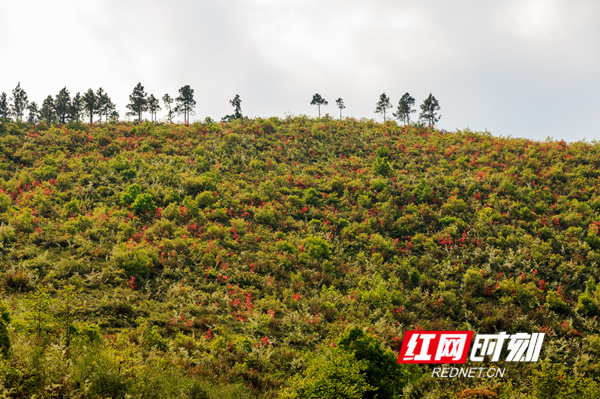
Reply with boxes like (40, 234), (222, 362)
(222, 94), (243, 122)
(374, 92), (392, 122)
(281, 348), (374, 399)
(127, 82), (148, 122)
(112, 245), (154, 283)
(132, 192), (157, 215)
(56, 285), (82, 348)
(372, 156), (391, 176)
(175, 85), (196, 124)
(162, 93), (175, 123)
(27, 101), (39, 124)
(336, 98), (345, 120)
(230, 94), (242, 119)
(0, 92), (9, 119)
(55, 87), (72, 123)
(96, 88), (114, 122)
(106, 99), (119, 121)
(71, 92), (84, 121)
(23, 286), (55, 343)
(11, 82), (29, 122)
(578, 277), (600, 316)
(393, 92), (415, 124)
(121, 184), (142, 205)
(39, 95), (57, 124)
(419, 93), (441, 127)
(463, 267), (485, 296)
(82, 88), (97, 124)
(311, 93), (328, 118)
(108, 106), (120, 121)
(337, 327), (410, 399)
(303, 235), (331, 260)
(148, 94), (161, 122)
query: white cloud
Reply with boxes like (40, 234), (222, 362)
(0, 0), (598, 139)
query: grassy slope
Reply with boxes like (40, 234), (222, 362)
(1, 117), (600, 397)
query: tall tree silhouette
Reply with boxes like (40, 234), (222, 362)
(39, 96), (56, 124)
(71, 92), (84, 122)
(393, 93), (415, 125)
(175, 85), (195, 124)
(222, 94), (243, 122)
(126, 83), (148, 123)
(0, 93), (9, 119)
(27, 102), (39, 124)
(336, 98), (345, 120)
(11, 82), (29, 122)
(55, 87), (71, 124)
(96, 88), (111, 122)
(375, 93), (392, 122)
(148, 94), (161, 122)
(162, 93), (174, 123)
(82, 89), (97, 124)
(311, 93), (328, 118)
(419, 93), (441, 127)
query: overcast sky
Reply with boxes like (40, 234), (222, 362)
(1, 0), (599, 141)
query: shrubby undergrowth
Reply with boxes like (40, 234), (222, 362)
(1, 117), (600, 397)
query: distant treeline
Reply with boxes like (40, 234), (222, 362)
(0, 82), (442, 126)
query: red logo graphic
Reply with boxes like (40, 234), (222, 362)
(398, 331), (474, 364)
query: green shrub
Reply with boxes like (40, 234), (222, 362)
(280, 348), (374, 399)
(259, 180), (277, 200)
(63, 198), (81, 216)
(183, 174), (216, 195)
(0, 300), (10, 357)
(0, 224), (16, 244)
(337, 327), (410, 399)
(0, 192), (11, 213)
(132, 193), (156, 215)
(303, 236), (330, 260)
(286, 195), (304, 208)
(578, 278), (600, 316)
(463, 267), (485, 296)
(255, 204), (280, 226)
(163, 202), (180, 220)
(196, 191), (215, 208)
(111, 245), (155, 282)
(547, 291), (570, 314)
(120, 184), (142, 205)
(370, 178), (387, 191)
(72, 345), (130, 398)
(303, 188), (319, 205)
(372, 157), (391, 176)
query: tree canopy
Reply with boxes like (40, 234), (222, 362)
(375, 92), (392, 122)
(82, 89), (97, 124)
(394, 92), (416, 125)
(55, 87), (72, 124)
(222, 94), (243, 122)
(311, 93), (328, 118)
(336, 98), (346, 120)
(175, 85), (196, 124)
(11, 82), (29, 122)
(126, 82), (148, 123)
(419, 93), (441, 127)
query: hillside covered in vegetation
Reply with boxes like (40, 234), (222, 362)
(1, 118), (600, 398)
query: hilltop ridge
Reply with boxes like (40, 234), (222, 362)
(1, 117), (600, 397)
